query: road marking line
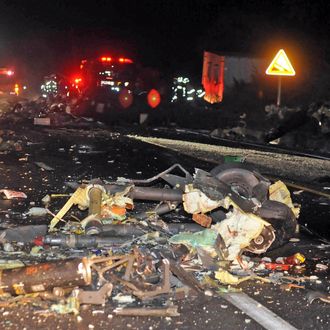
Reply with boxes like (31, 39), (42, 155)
(223, 292), (297, 330)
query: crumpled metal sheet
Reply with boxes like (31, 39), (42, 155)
(269, 180), (300, 218)
(182, 184), (223, 214)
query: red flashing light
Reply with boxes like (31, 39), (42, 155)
(118, 58), (133, 64)
(118, 88), (134, 108)
(147, 89), (161, 108)
(80, 59), (87, 69)
(74, 77), (82, 84)
(101, 56), (112, 62)
(6, 70), (14, 76)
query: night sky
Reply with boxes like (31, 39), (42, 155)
(0, 0), (330, 85)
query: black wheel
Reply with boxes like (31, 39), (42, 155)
(210, 164), (260, 198)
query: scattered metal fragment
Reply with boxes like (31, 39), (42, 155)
(42, 234), (130, 248)
(0, 225), (48, 243)
(25, 207), (49, 217)
(132, 258), (171, 300)
(192, 213), (212, 227)
(306, 290), (330, 304)
(51, 288), (80, 315)
(315, 263), (328, 271)
(0, 189), (27, 199)
(89, 254), (134, 282)
(49, 187), (88, 230)
(113, 306), (180, 317)
(167, 258), (203, 293)
(0, 258), (91, 295)
(34, 162), (55, 171)
(78, 283), (113, 305)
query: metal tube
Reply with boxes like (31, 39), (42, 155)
(88, 187), (103, 215)
(98, 225), (145, 237)
(43, 235), (130, 248)
(101, 223), (202, 235)
(129, 187), (182, 201)
(113, 306), (180, 317)
(0, 258), (92, 295)
(135, 202), (179, 220)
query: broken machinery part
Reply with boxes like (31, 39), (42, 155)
(0, 258), (92, 295)
(78, 283), (113, 305)
(113, 306), (180, 317)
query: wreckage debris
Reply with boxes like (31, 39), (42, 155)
(0, 163), (326, 319)
(0, 189), (27, 200)
(0, 258), (91, 295)
(113, 306), (180, 317)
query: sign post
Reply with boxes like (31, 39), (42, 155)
(277, 76), (282, 107)
(266, 49), (295, 107)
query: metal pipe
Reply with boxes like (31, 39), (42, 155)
(129, 187), (182, 202)
(113, 306), (180, 317)
(88, 186), (103, 216)
(97, 225), (145, 237)
(101, 223), (202, 235)
(43, 235), (130, 248)
(135, 202), (179, 220)
(0, 258), (92, 295)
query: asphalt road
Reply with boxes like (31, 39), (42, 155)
(0, 124), (328, 329)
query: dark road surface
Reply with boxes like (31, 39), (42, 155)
(0, 125), (328, 329)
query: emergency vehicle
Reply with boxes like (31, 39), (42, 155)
(70, 55), (162, 112)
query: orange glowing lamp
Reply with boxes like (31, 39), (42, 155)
(14, 84), (19, 95)
(101, 56), (112, 62)
(147, 89), (161, 108)
(118, 58), (133, 64)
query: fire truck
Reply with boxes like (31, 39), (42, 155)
(69, 55), (164, 116)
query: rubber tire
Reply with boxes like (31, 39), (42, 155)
(210, 164), (260, 198)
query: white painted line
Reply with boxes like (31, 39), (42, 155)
(223, 292), (297, 330)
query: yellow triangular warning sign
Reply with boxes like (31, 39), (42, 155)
(266, 49), (295, 76)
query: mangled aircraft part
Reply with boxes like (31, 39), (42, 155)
(42, 234), (131, 248)
(0, 225), (48, 243)
(131, 258), (171, 300)
(0, 161), (309, 322)
(0, 189), (27, 199)
(81, 215), (103, 235)
(87, 185), (104, 216)
(167, 258), (204, 293)
(49, 164), (298, 253)
(34, 162), (55, 171)
(306, 290), (330, 304)
(25, 207), (49, 217)
(49, 187), (88, 230)
(113, 306), (180, 317)
(78, 283), (113, 305)
(0, 258), (91, 295)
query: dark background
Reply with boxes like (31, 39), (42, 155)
(0, 0), (330, 99)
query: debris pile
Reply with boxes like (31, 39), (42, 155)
(0, 164), (328, 317)
(264, 103), (330, 154)
(0, 97), (104, 129)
